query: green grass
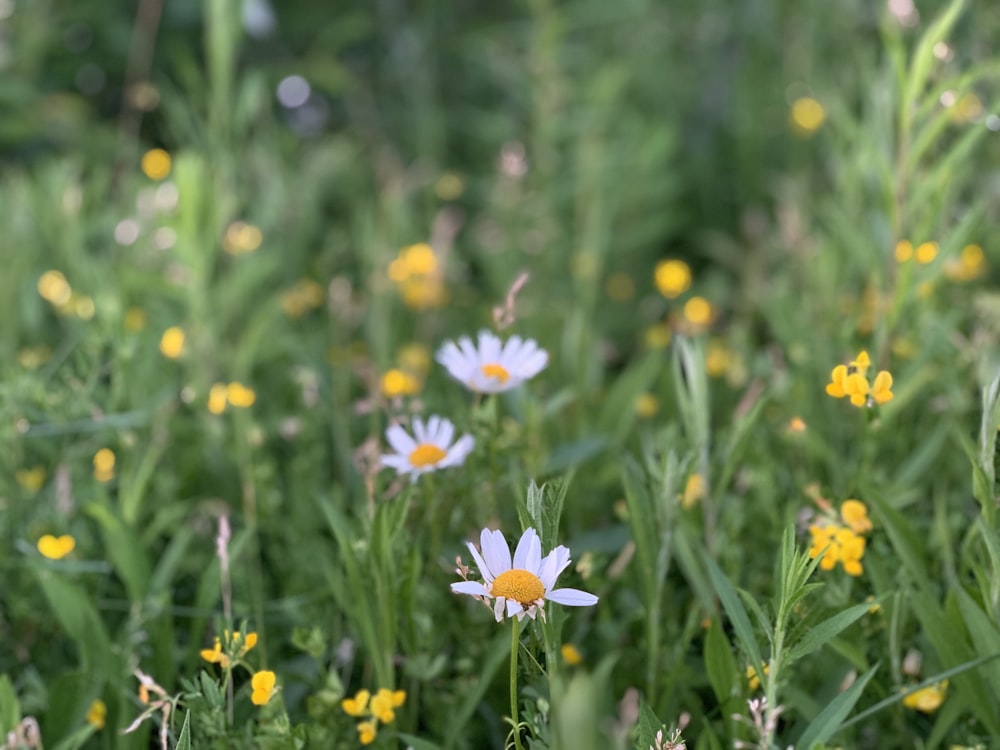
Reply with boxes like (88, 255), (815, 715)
(4, 0), (1000, 748)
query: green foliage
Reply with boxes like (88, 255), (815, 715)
(4, 0), (1000, 748)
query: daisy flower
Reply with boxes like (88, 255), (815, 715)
(451, 527), (598, 621)
(436, 330), (548, 393)
(380, 416), (475, 482)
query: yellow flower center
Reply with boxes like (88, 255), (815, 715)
(491, 569), (545, 605)
(481, 363), (510, 383)
(408, 443), (447, 467)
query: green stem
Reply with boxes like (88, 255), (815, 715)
(510, 617), (524, 750)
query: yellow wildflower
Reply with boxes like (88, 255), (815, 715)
(370, 688), (405, 723)
(944, 244), (986, 282)
(790, 97), (825, 136)
(682, 296), (713, 328)
(381, 369), (422, 399)
(634, 393), (659, 419)
(654, 260), (691, 299)
(809, 524), (866, 576)
(251, 670), (276, 706)
(746, 664), (770, 692)
(705, 339), (732, 377)
(840, 499), (873, 534)
(342, 689), (371, 717)
(37, 534), (76, 560)
(223, 221), (263, 255)
(159, 327), (185, 359)
(826, 351), (892, 407)
(561, 643), (583, 666)
(85, 699), (107, 729)
(903, 681), (948, 713)
(94, 448), (115, 482)
(200, 630), (258, 668)
(787, 416), (807, 433)
(399, 276), (447, 310)
(894, 240), (913, 263)
(280, 279), (325, 317)
(16, 466), (46, 493)
(37, 270), (73, 307)
(682, 474), (706, 509)
(207, 383), (229, 415)
(141, 149), (171, 181)
(357, 721), (377, 745)
(226, 382), (256, 408)
(915, 242), (939, 265)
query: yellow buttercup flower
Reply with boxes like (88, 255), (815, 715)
(654, 259), (692, 299)
(381, 369), (422, 399)
(894, 240), (913, 263)
(903, 680), (948, 713)
(944, 244), (986, 282)
(826, 351), (892, 408)
(682, 296), (713, 328)
(37, 270), (73, 307)
(561, 643), (583, 666)
(682, 474), (706, 509)
(790, 97), (825, 136)
(342, 689), (371, 717)
(208, 383), (229, 415)
(141, 149), (171, 181)
(915, 242), (939, 265)
(85, 699), (107, 729)
(94, 448), (116, 482)
(159, 327), (185, 359)
(226, 382), (256, 408)
(746, 664), (770, 692)
(16, 466), (46, 493)
(223, 221), (263, 255)
(357, 721), (377, 745)
(370, 688), (406, 723)
(37, 534), (76, 560)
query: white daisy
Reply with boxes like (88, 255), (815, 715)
(380, 416), (475, 482)
(436, 330), (548, 393)
(451, 527), (598, 621)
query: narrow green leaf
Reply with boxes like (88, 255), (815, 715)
(704, 622), (737, 705)
(176, 709), (192, 750)
(902, 0), (965, 113)
(796, 664), (877, 750)
(702, 552), (764, 681)
(636, 701), (666, 749)
(953, 588), (1000, 697)
(85, 502), (151, 603)
(0, 675), (19, 734)
(786, 599), (882, 664)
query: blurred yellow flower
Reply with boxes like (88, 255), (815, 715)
(201, 630), (258, 668)
(682, 474), (706, 509)
(944, 244), (986, 282)
(207, 383), (229, 415)
(342, 687), (404, 743)
(840, 499), (873, 534)
(141, 148), (172, 181)
(903, 680), (948, 713)
(787, 416), (807, 433)
(85, 699), (107, 729)
(683, 296), (714, 328)
(790, 97), (826, 136)
(124, 307), (148, 331)
(746, 664), (770, 691)
(226, 382), (256, 408)
(894, 240), (913, 263)
(400, 276), (448, 309)
(94, 448), (116, 482)
(280, 279), (325, 317)
(37, 534), (75, 560)
(949, 92), (983, 123)
(37, 270), (73, 307)
(826, 351), (892, 407)
(634, 392), (659, 419)
(705, 339), (732, 377)
(72, 295), (95, 320)
(251, 670), (276, 706)
(561, 643), (583, 666)
(342, 689), (371, 717)
(654, 259), (691, 299)
(381, 369), (421, 399)
(159, 327), (185, 359)
(808, 524), (866, 576)
(370, 688), (405, 723)
(16, 466), (46, 492)
(915, 242), (939, 265)
(390, 243), (438, 282)
(358, 721), (377, 745)
(223, 221), (263, 255)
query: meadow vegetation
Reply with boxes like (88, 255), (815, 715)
(4, 0), (1000, 748)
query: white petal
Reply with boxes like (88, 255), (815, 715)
(412, 417), (428, 444)
(466, 540), (493, 583)
(436, 343), (466, 378)
(451, 581), (489, 597)
(385, 424), (416, 455)
(501, 335), (525, 363)
(440, 434), (475, 468)
(518, 349), (549, 378)
(380, 455), (412, 471)
(493, 597), (507, 621)
(479, 330), (502, 363)
(513, 528), (541, 571)
(506, 599), (523, 618)
(481, 528), (512, 576)
(437, 418), (455, 448)
(538, 545), (572, 589)
(545, 588), (598, 607)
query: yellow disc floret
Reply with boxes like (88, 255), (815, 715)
(481, 363), (511, 383)
(491, 569), (545, 605)
(408, 444), (447, 467)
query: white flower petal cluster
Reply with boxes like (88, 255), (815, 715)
(436, 330), (548, 393)
(379, 416), (475, 482)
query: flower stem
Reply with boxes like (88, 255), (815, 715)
(510, 617), (524, 750)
